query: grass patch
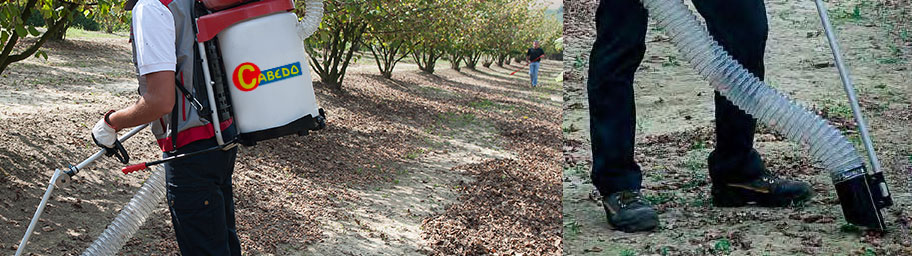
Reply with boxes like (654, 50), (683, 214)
(404, 148), (424, 160)
(839, 223), (862, 233)
(468, 99), (497, 110)
(565, 165), (589, 179)
(819, 98), (854, 121)
(573, 55), (586, 70)
(644, 191), (674, 205)
(681, 172), (708, 191)
(563, 123), (580, 134)
(683, 149), (710, 172)
(662, 56), (681, 67)
(713, 238), (732, 254)
(418, 85), (453, 97)
(436, 111), (477, 127)
(563, 218), (582, 239)
(65, 28), (126, 39)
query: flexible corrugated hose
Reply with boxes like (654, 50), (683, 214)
(640, 0), (864, 180)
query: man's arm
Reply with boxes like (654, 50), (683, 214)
(91, 0), (175, 149)
(107, 71), (175, 130)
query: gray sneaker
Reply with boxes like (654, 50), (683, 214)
(603, 190), (659, 232)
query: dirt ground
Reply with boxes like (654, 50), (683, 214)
(0, 31), (563, 255)
(563, 0), (912, 255)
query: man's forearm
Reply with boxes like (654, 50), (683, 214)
(107, 71), (176, 131)
(108, 96), (172, 130)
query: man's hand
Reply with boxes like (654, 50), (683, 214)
(92, 110), (118, 148)
(91, 110), (130, 163)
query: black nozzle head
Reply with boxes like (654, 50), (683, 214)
(834, 168), (893, 231)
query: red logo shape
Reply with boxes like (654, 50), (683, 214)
(232, 62), (261, 91)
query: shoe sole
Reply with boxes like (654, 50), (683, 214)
(608, 208), (659, 233)
(712, 187), (814, 207)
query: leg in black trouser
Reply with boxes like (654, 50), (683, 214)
(165, 135), (241, 255)
(587, 0), (648, 197)
(692, 0), (769, 185)
(588, 0), (769, 196)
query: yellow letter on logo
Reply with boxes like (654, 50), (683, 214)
(238, 65), (257, 90)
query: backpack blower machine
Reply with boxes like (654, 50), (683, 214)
(15, 0), (325, 255)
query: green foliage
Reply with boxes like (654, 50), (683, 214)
(364, 0), (421, 79)
(71, 10), (100, 31)
(0, 0), (125, 74)
(302, 0), (377, 90)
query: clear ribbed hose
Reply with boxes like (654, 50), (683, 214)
(296, 0), (323, 40)
(641, 0), (865, 181)
(82, 167), (166, 256)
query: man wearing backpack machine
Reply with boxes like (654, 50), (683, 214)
(90, 0), (241, 253)
(586, 0), (814, 232)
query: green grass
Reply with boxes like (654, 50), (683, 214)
(819, 98), (854, 121)
(620, 249), (637, 256)
(662, 55), (681, 67)
(65, 28), (126, 39)
(573, 55), (586, 70)
(713, 238), (732, 254)
(417, 85), (457, 99)
(563, 123), (580, 134)
(683, 148), (710, 172)
(644, 192), (674, 205)
(565, 165), (589, 179)
(563, 218), (582, 238)
(404, 149), (424, 160)
(468, 99), (497, 110)
(681, 172), (708, 190)
(839, 223), (862, 233)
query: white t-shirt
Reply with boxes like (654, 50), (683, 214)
(132, 0), (176, 76)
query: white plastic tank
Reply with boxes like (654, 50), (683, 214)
(217, 12), (320, 135)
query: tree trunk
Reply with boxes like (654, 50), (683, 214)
(306, 20), (368, 91)
(414, 48), (439, 74)
(448, 53), (462, 72)
(0, 1), (74, 74)
(482, 55), (493, 68)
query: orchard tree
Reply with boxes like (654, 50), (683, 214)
(1, 0), (102, 74)
(301, 0), (377, 90)
(409, 0), (459, 74)
(94, 2), (130, 33)
(364, 0), (419, 79)
(535, 7), (562, 59)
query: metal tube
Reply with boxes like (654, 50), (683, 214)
(15, 124), (149, 255)
(196, 40), (225, 145)
(15, 169), (62, 256)
(813, 0), (884, 175)
(76, 124), (149, 171)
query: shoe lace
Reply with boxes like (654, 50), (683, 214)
(617, 191), (647, 209)
(759, 169), (782, 185)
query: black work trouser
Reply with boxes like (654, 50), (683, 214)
(165, 127), (241, 255)
(587, 0), (769, 196)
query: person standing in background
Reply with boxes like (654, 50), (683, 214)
(527, 41), (545, 87)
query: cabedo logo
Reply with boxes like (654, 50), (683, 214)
(232, 61), (302, 91)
